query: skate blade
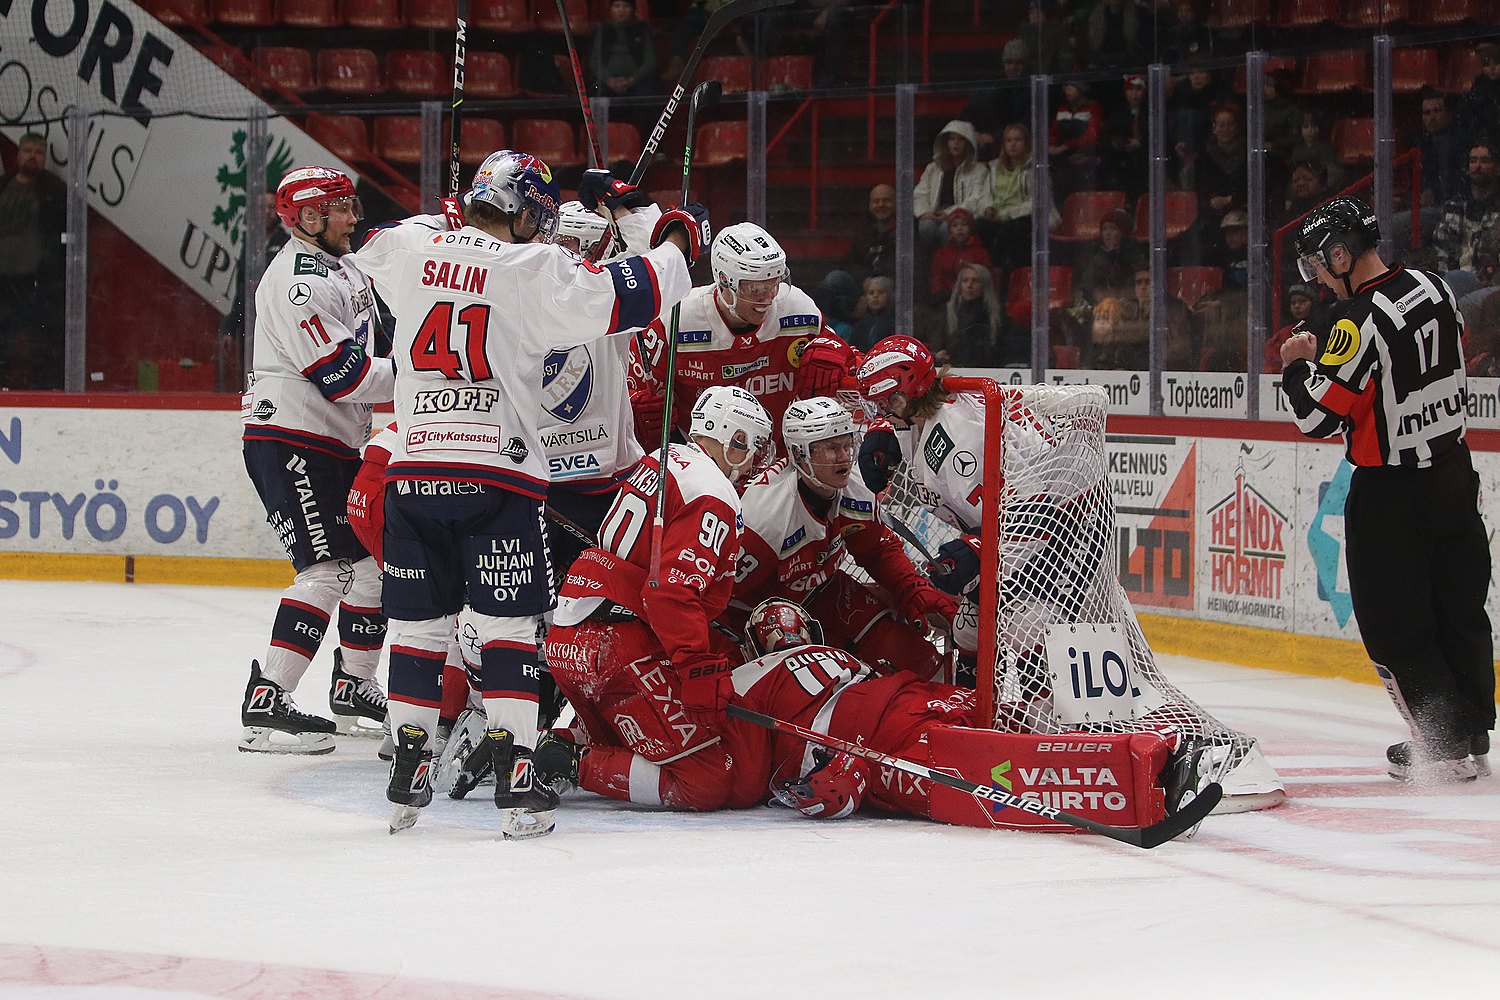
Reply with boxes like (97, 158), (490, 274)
(377, 732), (395, 762)
(389, 803), (423, 834)
(501, 807), (556, 841)
(433, 710), (488, 794)
(334, 715), (387, 737)
(1474, 754), (1492, 779)
(238, 727), (335, 755)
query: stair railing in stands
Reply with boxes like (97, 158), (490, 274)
(765, 97), (822, 227)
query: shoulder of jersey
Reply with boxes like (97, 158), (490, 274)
(770, 286), (822, 334)
(743, 458), (791, 490)
(667, 444), (741, 507)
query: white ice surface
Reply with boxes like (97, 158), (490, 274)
(2, 581), (1498, 999)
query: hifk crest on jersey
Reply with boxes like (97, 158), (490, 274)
(543, 346), (594, 423)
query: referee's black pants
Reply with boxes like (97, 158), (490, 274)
(1345, 443), (1494, 760)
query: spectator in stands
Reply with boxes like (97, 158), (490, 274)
(1127, 269), (1197, 371)
(1016, 1), (1076, 75)
(944, 261), (1010, 366)
(1289, 110), (1342, 191)
(1083, 0), (1143, 70)
(1087, 295), (1146, 370)
(517, 31), (570, 96)
(1075, 207), (1143, 306)
(1206, 208), (1250, 290)
(1432, 140), (1500, 300)
(813, 182), (897, 328)
(590, 0), (658, 99)
(1264, 283), (1317, 374)
(0, 132), (66, 391)
(1104, 74), (1150, 202)
(1168, 61), (1229, 156)
(1179, 104), (1247, 229)
(961, 38), (1031, 160)
(1279, 160), (1329, 228)
(219, 188), (289, 392)
(1160, 0), (1212, 65)
(849, 276), (895, 352)
(1411, 90), (1471, 237)
(979, 124), (1047, 273)
(1196, 287), (1249, 372)
(1462, 226), (1500, 376)
(1262, 70), (1301, 166)
(929, 208), (992, 306)
(1456, 42), (1500, 141)
(1048, 81), (1104, 200)
(914, 120), (990, 246)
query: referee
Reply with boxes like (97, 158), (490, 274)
(1282, 196), (1493, 783)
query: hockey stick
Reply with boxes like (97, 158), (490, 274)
(554, 0), (604, 170)
(447, 0), (470, 199)
(647, 79), (722, 588)
(627, 0), (794, 186)
(726, 704), (1223, 849)
(884, 513), (939, 566)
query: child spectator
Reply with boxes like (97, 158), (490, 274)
(1075, 207), (1144, 305)
(929, 208), (992, 305)
(849, 276), (895, 351)
(1289, 111), (1343, 191)
(1264, 283), (1317, 373)
(1048, 81), (1105, 199)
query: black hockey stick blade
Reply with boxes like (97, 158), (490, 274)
(883, 513), (939, 566)
(727, 704), (1222, 849)
(629, 0), (794, 185)
(692, 79), (724, 112)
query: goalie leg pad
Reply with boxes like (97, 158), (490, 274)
(922, 727), (1174, 832)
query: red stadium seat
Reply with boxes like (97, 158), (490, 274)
(1166, 267), (1223, 307)
(466, 51), (517, 98)
(253, 46), (315, 93)
(318, 48), (382, 95)
(140, 0), (208, 24)
(306, 113), (370, 162)
(472, 0), (531, 31)
(213, 0), (275, 26)
(1386, 47), (1438, 94)
(1051, 190), (1128, 242)
(1232, 55), (1299, 93)
(197, 43), (254, 85)
(605, 121), (642, 166)
(1271, 0), (1339, 27)
(1332, 117), (1376, 164)
(277, 0), (339, 27)
(1412, 0), (1480, 25)
(1297, 50), (1370, 93)
(696, 121), (749, 167)
(513, 118), (582, 169)
(1131, 191), (1198, 241)
(1006, 266), (1072, 326)
(1336, 0), (1410, 26)
(763, 55), (815, 92)
(447, 118), (506, 165)
(1437, 44), (1483, 93)
(1207, 0), (1270, 27)
(345, 0), (400, 29)
(387, 50), (449, 96)
(534, 0), (590, 32)
(700, 55), (753, 93)
(375, 116), (423, 164)
(406, 0), (459, 29)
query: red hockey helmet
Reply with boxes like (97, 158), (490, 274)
(771, 747), (869, 819)
(276, 166), (361, 230)
(856, 335), (936, 406)
(744, 598), (824, 657)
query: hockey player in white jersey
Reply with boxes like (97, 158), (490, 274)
(240, 166), (394, 755)
(349, 151), (706, 836)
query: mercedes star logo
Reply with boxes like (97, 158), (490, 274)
(288, 282), (311, 306)
(953, 451), (977, 477)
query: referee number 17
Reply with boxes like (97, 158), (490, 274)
(1415, 319), (1441, 374)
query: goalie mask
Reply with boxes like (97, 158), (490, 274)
(689, 385), (775, 486)
(556, 200), (611, 258)
(464, 150), (561, 244)
(771, 747), (869, 820)
(712, 222), (788, 321)
(781, 396), (856, 493)
(744, 597), (825, 657)
(856, 335), (937, 415)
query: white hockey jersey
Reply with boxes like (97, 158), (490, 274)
(350, 218), (691, 497)
(241, 238), (393, 456)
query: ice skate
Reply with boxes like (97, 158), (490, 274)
(387, 723), (433, 834)
(329, 650), (388, 737)
(1473, 733), (1491, 779)
(533, 730), (583, 796)
(1386, 741), (1478, 784)
(1160, 737), (1212, 838)
(239, 660), (336, 755)
(490, 728), (559, 840)
(434, 708), (489, 795)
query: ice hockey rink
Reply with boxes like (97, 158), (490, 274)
(1, 579), (1497, 999)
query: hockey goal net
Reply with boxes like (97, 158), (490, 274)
(846, 378), (1283, 811)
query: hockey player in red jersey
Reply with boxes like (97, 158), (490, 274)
(730, 396), (956, 680)
(538, 598), (1202, 832)
(541, 385), (776, 810)
(628, 223), (831, 446)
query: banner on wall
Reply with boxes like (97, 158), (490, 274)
(1197, 439), (1295, 628)
(0, 0), (353, 312)
(0, 408), (282, 560)
(1107, 434), (1195, 611)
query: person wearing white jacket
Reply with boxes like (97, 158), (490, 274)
(913, 119), (990, 246)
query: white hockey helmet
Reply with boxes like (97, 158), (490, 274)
(689, 385), (775, 485)
(556, 200), (610, 256)
(711, 222), (788, 307)
(781, 396), (856, 488)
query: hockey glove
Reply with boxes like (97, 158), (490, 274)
(795, 334), (863, 399)
(895, 576), (959, 623)
(440, 196), (466, 231)
(651, 204), (712, 266)
(858, 424), (903, 493)
(629, 385), (667, 450)
(577, 168), (652, 214)
(677, 653), (735, 725)
(928, 536), (982, 597)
